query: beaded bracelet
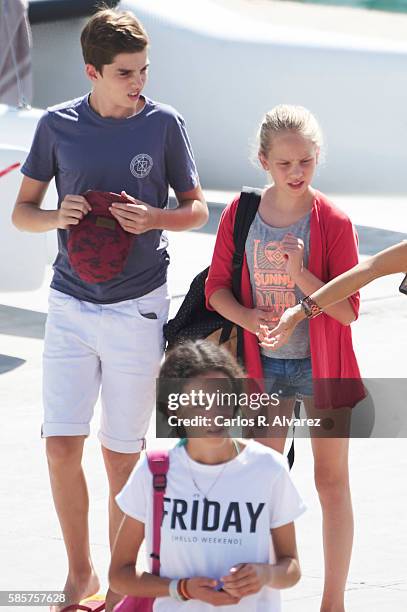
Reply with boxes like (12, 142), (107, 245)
(178, 578), (192, 601)
(184, 579), (192, 600)
(300, 295), (323, 319)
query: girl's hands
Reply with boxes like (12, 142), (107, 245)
(244, 307), (277, 337)
(185, 577), (240, 606)
(259, 304), (304, 350)
(281, 233), (304, 280)
(221, 563), (270, 598)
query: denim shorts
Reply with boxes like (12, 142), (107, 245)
(261, 355), (313, 398)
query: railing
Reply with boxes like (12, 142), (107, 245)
(28, 0), (119, 24)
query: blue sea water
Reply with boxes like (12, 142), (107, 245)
(296, 0), (407, 13)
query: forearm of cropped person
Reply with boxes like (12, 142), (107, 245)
(292, 268), (357, 325)
(299, 241), (407, 315)
(157, 186), (208, 231)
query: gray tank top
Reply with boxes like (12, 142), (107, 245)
(246, 210), (311, 359)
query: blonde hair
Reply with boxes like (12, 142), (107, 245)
(257, 105), (323, 157)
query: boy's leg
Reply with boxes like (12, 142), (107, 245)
(98, 284), (170, 611)
(101, 448), (141, 612)
(101, 447), (140, 550)
(43, 290), (102, 610)
(305, 398), (352, 612)
(47, 437), (100, 611)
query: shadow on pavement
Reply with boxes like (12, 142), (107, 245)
(0, 305), (46, 339)
(356, 225), (407, 255)
(0, 354), (26, 374)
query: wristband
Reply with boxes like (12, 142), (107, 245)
(300, 295), (323, 319)
(169, 579), (185, 601)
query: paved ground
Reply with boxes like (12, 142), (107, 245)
(1, 192), (406, 611)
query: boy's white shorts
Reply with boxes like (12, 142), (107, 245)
(42, 284), (170, 453)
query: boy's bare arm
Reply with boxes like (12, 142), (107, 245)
(110, 185), (208, 234)
(161, 185), (208, 231)
(12, 176), (91, 233)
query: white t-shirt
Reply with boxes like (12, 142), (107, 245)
(116, 441), (306, 612)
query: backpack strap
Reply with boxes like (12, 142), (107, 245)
(146, 450), (169, 576)
(232, 187), (262, 297)
(286, 397), (302, 470)
(220, 187), (261, 360)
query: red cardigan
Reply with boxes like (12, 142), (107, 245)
(205, 191), (365, 409)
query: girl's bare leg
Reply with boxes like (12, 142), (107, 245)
(305, 399), (353, 612)
(255, 396), (294, 453)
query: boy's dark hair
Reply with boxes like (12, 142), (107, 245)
(80, 8), (149, 73)
(157, 340), (245, 437)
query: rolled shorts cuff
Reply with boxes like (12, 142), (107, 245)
(98, 430), (146, 454)
(41, 422), (90, 438)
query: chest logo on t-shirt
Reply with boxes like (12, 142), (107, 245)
(130, 153), (153, 178)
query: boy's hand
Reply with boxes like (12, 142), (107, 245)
(57, 195), (91, 229)
(185, 577), (240, 606)
(221, 563), (270, 598)
(110, 190), (160, 234)
(281, 233), (304, 280)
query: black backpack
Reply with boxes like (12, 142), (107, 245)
(163, 187), (299, 469)
(163, 188), (261, 362)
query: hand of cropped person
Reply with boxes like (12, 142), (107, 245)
(185, 577), (240, 606)
(57, 194), (92, 229)
(259, 304), (305, 350)
(110, 190), (160, 234)
(221, 563), (270, 598)
(281, 233), (304, 280)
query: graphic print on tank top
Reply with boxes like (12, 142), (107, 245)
(246, 212), (311, 358)
(253, 239), (297, 322)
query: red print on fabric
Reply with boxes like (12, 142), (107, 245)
(67, 191), (135, 284)
(253, 239), (296, 319)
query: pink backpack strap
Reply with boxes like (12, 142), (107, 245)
(146, 450), (169, 576)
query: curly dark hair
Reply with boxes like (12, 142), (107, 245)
(157, 340), (246, 437)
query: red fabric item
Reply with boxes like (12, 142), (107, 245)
(205, 191), (365, 409)
(0, 162), (21, 178)
(67, 191), (134, 284)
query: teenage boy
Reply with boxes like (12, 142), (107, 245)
(12, 8), (208, 611)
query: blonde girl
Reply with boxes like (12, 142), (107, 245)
(205, 105), (364, 612)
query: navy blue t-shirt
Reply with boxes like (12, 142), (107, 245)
(21, 95), (199, 303)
